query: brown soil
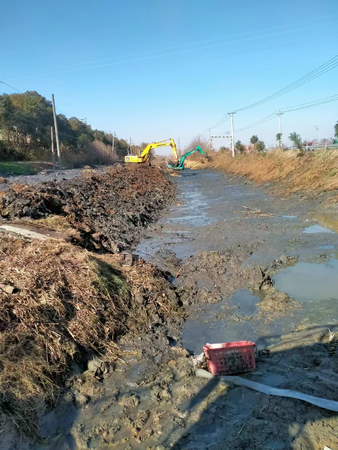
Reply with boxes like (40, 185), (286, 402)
(0, 165), (175, 253)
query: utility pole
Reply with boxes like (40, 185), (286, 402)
(51, 94), (62, 170)
(178, 138), (181, 156)
(51, 126), (55, 170)
(315, 125), (319, 146)
(129, 137), (132, 155)
(208, 128), (211, 151)
(112, 131), (116, 154)
(277, 111), (283, 147)
(277, 111), (283, 134)
(228, 112), (235, 157)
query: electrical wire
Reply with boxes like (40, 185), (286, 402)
(235, 93), (338, 132)
(0, 81), (24, 94)
(5, 19), (338, 81)
(0, 80), (76, 118)
(207, 54), (338, 131)
(6, 14), (337, 80)
(235, 55), (338, 112)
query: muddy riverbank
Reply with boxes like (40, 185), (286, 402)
(2, 168), (338, 450)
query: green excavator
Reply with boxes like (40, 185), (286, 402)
(168, 145), (209, 170)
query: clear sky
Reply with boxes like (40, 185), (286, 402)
(1, 0), (338, 152)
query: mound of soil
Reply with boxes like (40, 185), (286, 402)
(0, 165), (174, 253)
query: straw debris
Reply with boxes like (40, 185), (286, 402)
(0, 234), (181, 437)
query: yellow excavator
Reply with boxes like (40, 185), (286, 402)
(124, 138), (178, 164)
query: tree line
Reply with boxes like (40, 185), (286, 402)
(225, 122), (338, 154)
(0, 91), (129, 162)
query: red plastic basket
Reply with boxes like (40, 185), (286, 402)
(203, 341), (256, 375)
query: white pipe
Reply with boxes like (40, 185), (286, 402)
(195, 368), (338, 412)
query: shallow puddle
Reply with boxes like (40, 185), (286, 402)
(181, 289), (287, 353)
(303, 224), (335, 234)
(273, 259), (338, 302)
(230, 289), (260, 316)
(282, 215), (297, 219)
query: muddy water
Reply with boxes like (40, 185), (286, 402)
(274, 259), (338, 302)
(138, 170), (338, 353)
(23, 169), (338, 450)
(134, 169), (338, 449)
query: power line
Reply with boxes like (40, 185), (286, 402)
(5, 19), (338, 82)
(235, 93), (338, 132)
(0, 80), (77, 118)
(0, 80), (24, 94)
(6, 14), (337, 80)
(235, 55), (338, 113)
(207, 54), (338, 131)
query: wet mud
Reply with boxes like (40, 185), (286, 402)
(3, 168), (338, 450)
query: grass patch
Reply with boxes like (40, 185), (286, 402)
(0, 162), (39, 176)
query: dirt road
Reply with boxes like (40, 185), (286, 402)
(3, 168), (338, 450)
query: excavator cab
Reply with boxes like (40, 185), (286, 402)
(125, 138), (178, 164)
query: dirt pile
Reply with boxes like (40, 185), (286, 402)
(0, 165), (175, 253)
(258, 289), (301, 319)
(0, 234), (183, 438)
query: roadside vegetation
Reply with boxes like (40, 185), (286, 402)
(188, 148), (338, 195)
(0, 161), (39, 176)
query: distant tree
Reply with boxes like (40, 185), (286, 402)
(235, 140), (245, 153)
(115, 138), (129, 157)
(250, 135), (259, 145)
(185, 135), (208, 152)
(334, 121), (338, 139)
(276, 132), (283, 147)
(256, 140), (265, 152)
(289, 132), (303, 150)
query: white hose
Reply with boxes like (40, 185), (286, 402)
(195, 368), (338, 412)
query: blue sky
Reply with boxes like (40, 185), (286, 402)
(1, 0), (338, 152)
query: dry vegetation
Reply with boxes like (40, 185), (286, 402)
(64, 140), (118, 168)
(0, 234), (181, 438)
(188, 149), (338, 195)
(0, 236), (128, 436)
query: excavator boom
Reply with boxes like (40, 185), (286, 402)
(168, 145), (207, 170)
(125, 138), (178, 163)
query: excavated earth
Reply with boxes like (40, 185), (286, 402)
(0, 165), (174, 253)
(1, 167), (338, 450)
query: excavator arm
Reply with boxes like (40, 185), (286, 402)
(168, 145), (206, 170)
(125, 138), (178, 163)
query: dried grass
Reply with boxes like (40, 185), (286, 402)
(0, 234), (182, 438)
(0, 235), (130, 436)
(188, 149), (338, 196)
(63, 140), (118, 168)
